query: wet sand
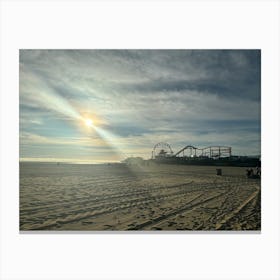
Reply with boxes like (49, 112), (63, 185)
(20, 163), (261, 231)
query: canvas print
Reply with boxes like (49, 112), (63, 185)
(19, 50), (261, 231)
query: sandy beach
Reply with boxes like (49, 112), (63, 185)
(20, 162), (261, 231)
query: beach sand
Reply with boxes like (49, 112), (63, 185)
(20, 162), (261, 231)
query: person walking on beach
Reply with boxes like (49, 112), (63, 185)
(256, 166), (261, 177)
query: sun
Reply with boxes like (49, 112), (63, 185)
(85, 118), (93, 127)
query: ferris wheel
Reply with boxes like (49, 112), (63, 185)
(152, 142), (173, 159)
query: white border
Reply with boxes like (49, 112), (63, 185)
(1, 1), (280, 280)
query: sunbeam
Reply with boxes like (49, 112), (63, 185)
(85, 121), (128, 160)
(36, 89), (127, 159)
(22, 68), (128, 160)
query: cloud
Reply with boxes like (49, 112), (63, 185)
(19, 50), (261, 161)
(20, 132), (109, 147)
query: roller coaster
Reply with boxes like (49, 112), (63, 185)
(174, 145), (232, 158)
(151, 142), (258, 167)
(152, 142), (231, 159)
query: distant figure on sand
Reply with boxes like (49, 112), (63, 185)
(246, 167), (261, 179)
(216, 168), (222, 176)
(246, 168), (253, 178)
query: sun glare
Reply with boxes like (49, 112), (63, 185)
(85, 118), (93, 127)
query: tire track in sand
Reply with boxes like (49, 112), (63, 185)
(22, 186), (204, 230)
(215, 189), (260, 230)
(20, 181), (195, 215)
(126, 191), (229, 230)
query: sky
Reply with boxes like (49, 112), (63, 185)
(19, 50), (261, 163)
